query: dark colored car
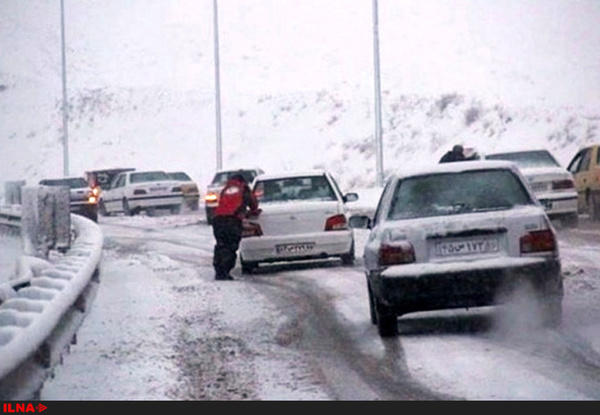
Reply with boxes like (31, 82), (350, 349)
(39, 177), (100, 222)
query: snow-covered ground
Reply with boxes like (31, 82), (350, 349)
(35, 208), (600, 400)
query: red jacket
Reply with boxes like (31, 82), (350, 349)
(214, 178), (259, 219)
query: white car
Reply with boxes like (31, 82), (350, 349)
(239, 170), (358, 273)
(99, 170), (183, 216)
(485, 149), (578, 227)
(349, 160), (563, 337)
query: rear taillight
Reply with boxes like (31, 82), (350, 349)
(242, 221), (263, 238)
(324, 214), (348, 231)
(552, 179), (575, 190)
(133, 189), (147, 195)
(172, 186), (182, 192)
(379, 242), (416, 266)
(205, 191), (218, 203)
(520, 229), (556, 254)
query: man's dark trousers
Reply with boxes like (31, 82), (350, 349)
(212, 215), (243, 280)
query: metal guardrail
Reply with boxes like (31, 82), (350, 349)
(0, 209), (103, 399)
(0, 206), (21, 229)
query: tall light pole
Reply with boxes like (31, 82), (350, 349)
(372, 0), (384, 187)
(60, 0), (69, 177)
(213, 0), (223, 171)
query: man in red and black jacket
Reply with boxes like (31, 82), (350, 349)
(212, 172), (260, 280)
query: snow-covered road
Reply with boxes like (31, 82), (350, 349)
(35, 210), (600, 400)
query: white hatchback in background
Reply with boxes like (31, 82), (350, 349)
(239, 170), (358, 273)
(349, 160), (563, 337)
(99, 170), (183, 216)
(485, 149), (578, 227)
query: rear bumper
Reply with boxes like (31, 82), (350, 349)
(129, 195), (182, 209)
(537, 194), (578, 216)
(369, 257), (562, 315)
(240, 230), (353, 263)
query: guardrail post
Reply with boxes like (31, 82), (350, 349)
(21, 186), (71, 258)
(4, 181), (26, 205)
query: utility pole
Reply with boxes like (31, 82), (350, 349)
(372, 0), (384, 187)
(60, 0), (69, 177)
(213, 0), (223, 171)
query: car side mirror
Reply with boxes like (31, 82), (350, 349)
(343, 192), (359, 203)
(348, 214), (371, 229)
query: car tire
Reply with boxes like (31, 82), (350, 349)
(370, 287), (398, 337)
(376, 308), (398, 337)
(122, 198), (133, 216)
(340, 241), (355, 266)
(170, 204), (181, 215)
(241, 258), (258, 274)
(591, 192), (600, 221)
(368, 283), (377, 325)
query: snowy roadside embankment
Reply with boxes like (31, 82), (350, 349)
(0, 214), (103, 399)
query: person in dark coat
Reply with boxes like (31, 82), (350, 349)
(211, 172), (260, 280)
(439, 144), (466, 163)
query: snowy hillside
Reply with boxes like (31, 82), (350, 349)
(1, 0), (600, 193)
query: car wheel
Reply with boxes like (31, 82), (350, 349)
(241, 258), (258, 274)
(367, 283), (377, 325)
(340, 240), (355, 266)
(170, 204), (181, 215)
(122, 198), (133, 216)
(591, 192), (600, 221)
(372, 289), (398, 337)
(376, 308), (398, 337)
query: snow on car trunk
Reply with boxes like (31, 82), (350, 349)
(257, 200), (343, 236)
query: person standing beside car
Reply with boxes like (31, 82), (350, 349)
(211, 172), (260, 280)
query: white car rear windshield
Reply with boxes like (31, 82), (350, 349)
(388, 169), (533, 220)
(255, 175), (336, 203)
(130, 171), (170, 183)
(486, 150), (559, 168)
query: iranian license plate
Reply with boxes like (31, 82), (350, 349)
(435, 238), (499, 257)
(276, 242), (315, 255)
